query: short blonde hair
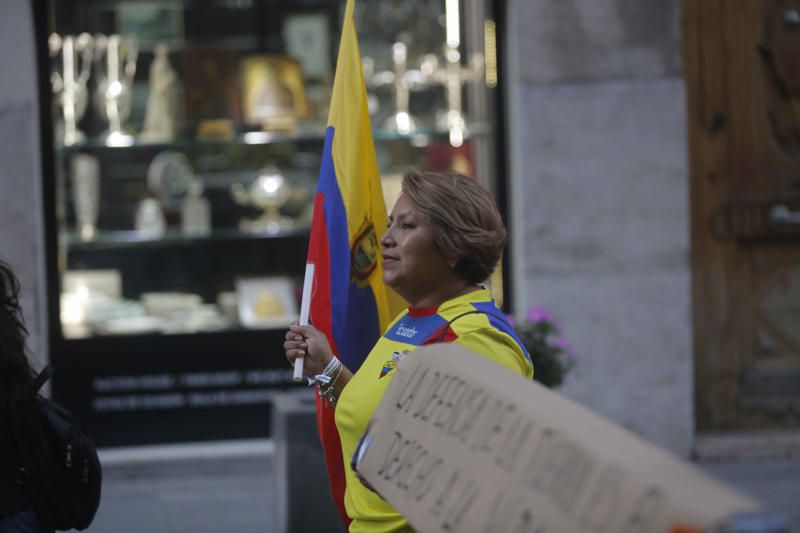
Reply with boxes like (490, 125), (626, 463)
(401, 170), (507, 284)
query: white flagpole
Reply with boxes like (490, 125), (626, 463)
(293, 263), (315, 382)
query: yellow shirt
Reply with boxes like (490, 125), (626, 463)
(334, 289), (533, 532)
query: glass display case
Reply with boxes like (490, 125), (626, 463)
(40, 0), (506, 446)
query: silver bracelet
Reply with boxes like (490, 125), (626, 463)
(308, 356), (341, 386)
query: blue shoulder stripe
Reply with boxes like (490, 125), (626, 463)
(470, 302), (531, 362)
(384, 314), (448, 345)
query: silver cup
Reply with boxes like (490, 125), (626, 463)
(49, 33), (94, 146)
(231, 166), (294, 234)
(94, 34), (138, 146)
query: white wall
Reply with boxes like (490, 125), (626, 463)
(506, 0), (693, 455)
(0, 0), (49, 370)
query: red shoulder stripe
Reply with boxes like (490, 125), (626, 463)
(423, 325), (458, 344)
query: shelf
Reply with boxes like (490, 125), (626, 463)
(54, 123), (492, 153)
(63, 321), (296, 341)
(64, 226), (309, 251)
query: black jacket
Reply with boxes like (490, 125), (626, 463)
(0, 470), (32, 518)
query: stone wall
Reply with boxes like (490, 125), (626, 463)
(0, 0), (49, 371)
(506, 0), (693, 455)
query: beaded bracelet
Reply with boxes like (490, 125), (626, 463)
(318, 362), (343, 405)
(308, 356), (342, 404)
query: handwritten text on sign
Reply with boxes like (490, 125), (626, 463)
(355, 344), (757, 533)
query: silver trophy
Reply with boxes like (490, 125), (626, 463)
(437, 44), (483, 148)
(366, 41), (481, 146)
(384, 42), (416, 134)
(231, 166), (293, 234)
(70, 153), (100, 240)
(366, 41), (427, 134)
(94, 34), (138, 146)
(49, 33), (94, 146)
(364, 0), (483, 147)
(437, 0), (483, 147)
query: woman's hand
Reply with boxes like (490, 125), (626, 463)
(283, 322), (335, 377)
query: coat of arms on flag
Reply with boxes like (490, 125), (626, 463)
(351, 219), (379, 282)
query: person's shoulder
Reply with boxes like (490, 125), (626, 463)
(440, 296), (511, 337)
(454, 327), (533, 379)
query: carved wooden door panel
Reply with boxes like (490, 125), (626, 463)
(685, 0), (800, 430)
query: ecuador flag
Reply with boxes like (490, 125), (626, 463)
(306, 0), (405, 524)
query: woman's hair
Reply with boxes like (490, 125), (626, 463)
(0, 259), (47, 474)
(401, 169), (507, 284)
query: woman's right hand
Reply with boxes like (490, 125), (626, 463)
(283, 322), (335, 377)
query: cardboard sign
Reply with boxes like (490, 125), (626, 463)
(353, 344), (759, 533)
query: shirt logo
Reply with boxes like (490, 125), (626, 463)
(379, 361), (397, 379)
(379, 351), (407, 379)
(395, 325), (418, 338)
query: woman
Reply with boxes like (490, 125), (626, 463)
(285, 170), (532, 532)
(0, 260), (52, 533)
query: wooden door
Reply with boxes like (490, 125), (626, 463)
(685, 0), (800, 430)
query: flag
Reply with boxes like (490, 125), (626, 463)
(306, 0), (405, 524)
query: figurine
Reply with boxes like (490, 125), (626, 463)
(141, 43), (178, 141)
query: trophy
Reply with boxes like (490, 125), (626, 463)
(364, 0), (483, 147)
(49, 33), (94, 146)
(384, 42), (416, 134)
(94, 34), (138, 146)
(439, 43), (483, 147)
(438, 0), (483, 147)
(366, 40), (482, 146)
(365, 41), (433, 134)
(230, 166), (293, 234)
(70, 153), (100, 240)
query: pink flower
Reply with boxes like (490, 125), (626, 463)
(526, 305), (553, 324)
(553, 337), (571, 350)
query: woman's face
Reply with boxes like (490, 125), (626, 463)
(380, 194), (452, 305)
